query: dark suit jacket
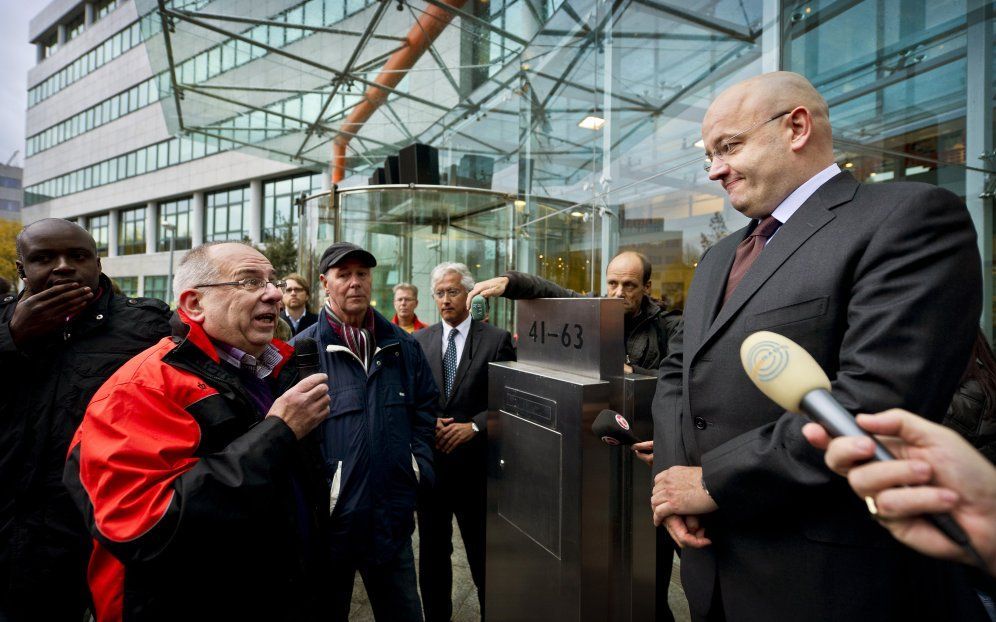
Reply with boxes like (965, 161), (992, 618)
(415, 320), (515, 478)
(652, 172), (985, 621)
(280, 310), (317, 336)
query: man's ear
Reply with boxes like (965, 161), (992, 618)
(178, 289), (206, 323)
(788, 106), (813, 153)
(319, 273), (329, 297)
(15, 261), (25, 281)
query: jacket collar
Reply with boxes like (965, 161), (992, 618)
(169, 308), (293, 377)
(317, 306), (401, 350)
(694, 171), (857, 357)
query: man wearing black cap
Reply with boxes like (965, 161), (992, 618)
(293, 242), (438, 622)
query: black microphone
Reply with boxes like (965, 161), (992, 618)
(741, 330), (988, 570)
(592, 409), (650, 453)
(294, 338), (321, 379)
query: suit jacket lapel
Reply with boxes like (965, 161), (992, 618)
(444, 320), (479, 406)
(698, 172), (858, 354)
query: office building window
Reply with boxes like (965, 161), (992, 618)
(95, 0), (122, 21)
(27, 76), (163, 156)
(118, 207), (146, 255)
(205, 187), (249, 241)
(263, 173), (322, 241)
(0, 177), (19, 189)
(115, 276), (138, 297)
(66, 14), (85, 42)
(143, 275), (169, 302)
(88, 214), (109, 257)
(40, 33), (57, 60)
(0, 200), (20, 212)
(29, 18), (155, 107)
(159, 198), (193, 251)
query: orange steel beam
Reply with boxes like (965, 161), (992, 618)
(331, 0), (467, 183)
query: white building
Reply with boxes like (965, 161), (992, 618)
(23, 0), (333, 300)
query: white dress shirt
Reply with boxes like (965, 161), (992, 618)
(441, 314), (472, 367)
(767, 162), (841, 244)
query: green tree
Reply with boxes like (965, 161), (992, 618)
(257, 227), (298, 277)
(0, 220), (20, 284)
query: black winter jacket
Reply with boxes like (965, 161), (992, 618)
(944, 376), (996, 465)
(0, 275), (170, 618)
(502, 270), (682, 375)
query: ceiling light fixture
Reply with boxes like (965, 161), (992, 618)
(578, 115), (606, 131)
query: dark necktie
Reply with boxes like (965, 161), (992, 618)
(443, 328), (458, 397)
(723, 215), (781, 304)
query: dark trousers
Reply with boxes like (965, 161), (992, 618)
(417, 470), (486, 622)
(657, 526), (677, 622)
(327, 540), (423, 622)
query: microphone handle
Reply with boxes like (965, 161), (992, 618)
(800, 389), (895, 462)
(800, 388), (988, 570)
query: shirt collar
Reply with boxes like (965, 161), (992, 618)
(444, 314), (472, 339)
(771, 162), (841, 225)
(214, 342), (282, 379)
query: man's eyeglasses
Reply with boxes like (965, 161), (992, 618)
(195, 278), (286, 292)
(433, 288), (466, 300)
(282, 286), (306, 294)
(703, 110), (791, 172)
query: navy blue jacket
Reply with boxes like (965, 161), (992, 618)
(296, 308), (437, 564)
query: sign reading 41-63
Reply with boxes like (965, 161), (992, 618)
(515, 298), (624, 380)
(527, 319), (584, 350)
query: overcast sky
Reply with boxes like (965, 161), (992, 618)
(0, 3), (39, 169)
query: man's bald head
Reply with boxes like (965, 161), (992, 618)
(606, 251), (653, 315)
(705, 72), (832, 150)
(702, 72), (836, 218)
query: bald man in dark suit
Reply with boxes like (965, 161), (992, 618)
(650, 71), (986, 621)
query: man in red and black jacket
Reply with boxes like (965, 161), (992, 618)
(64, 242), (330, 621)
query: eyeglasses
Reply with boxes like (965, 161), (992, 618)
(195, 278), (286, 292)
(703, 111), (791, 172)
(282, 286), (306, 294)
(433, 288), (466, 300)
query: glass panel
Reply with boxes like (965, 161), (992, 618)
(159, 197), (193, 251)
(205, 186), (249, 241)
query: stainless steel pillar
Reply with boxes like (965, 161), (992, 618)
(487, 298), (646, 621)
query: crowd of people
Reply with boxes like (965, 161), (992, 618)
(2, 70), (996, 622)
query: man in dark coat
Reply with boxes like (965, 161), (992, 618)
(294, 242), (437, 622)
(650, 71), (986, 621)
(0, 219), (171, 621)
(414, 262), (516, 621)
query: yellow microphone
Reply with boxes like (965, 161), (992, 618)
(741, 330), (986, 569)
(740, 331), (891, 461)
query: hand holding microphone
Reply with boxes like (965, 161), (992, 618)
(591, 409), (650, 453)
(741, 331), (989, 571)
(266, 338), (330, 439)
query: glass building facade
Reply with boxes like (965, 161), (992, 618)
(23, 0), (995, 329)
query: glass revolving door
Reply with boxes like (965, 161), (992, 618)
(299, 185), (518, 331)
